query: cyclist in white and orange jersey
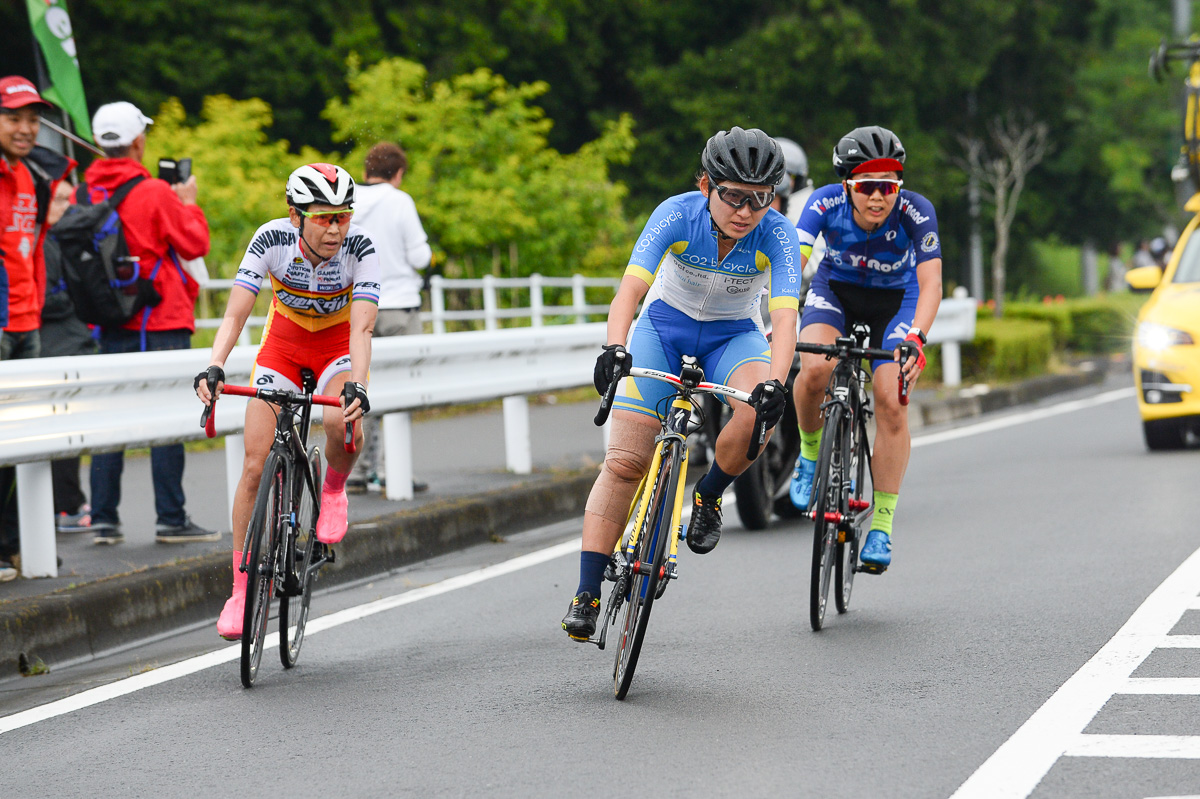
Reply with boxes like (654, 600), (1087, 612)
(195, 163), (380, 640)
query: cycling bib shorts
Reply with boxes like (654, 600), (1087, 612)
(252, 312), (351, 394)
(800, 272), (918, 370)
(615, 300), (770, 420)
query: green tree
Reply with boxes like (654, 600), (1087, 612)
(324, 57), (636, 277)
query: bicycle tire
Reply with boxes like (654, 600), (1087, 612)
(733, 453), (772, 531)
(810, 404), (844, 632)
(242, 450), (285, 687)
(613, 440), (678, 700)
(835, 413), (870, 614)
(280, 446), (322, 668)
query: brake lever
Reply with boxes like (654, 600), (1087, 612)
(593, 350), (628, 427)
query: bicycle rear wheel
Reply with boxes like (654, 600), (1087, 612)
(242, 450), (286, 688)
(810, 404), (844, 632)
(613, 441), (678, 700)
(835, 413), (870, 614)
(280, 446), (322, 668)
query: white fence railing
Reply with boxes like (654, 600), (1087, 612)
(0, 325), (607, 578)
(196, 273), (621, 344)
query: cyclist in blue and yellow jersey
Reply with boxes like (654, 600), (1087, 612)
(562, 127), (800, 640)
(195, 163), (379, 640)
(789, 126), (942, 573)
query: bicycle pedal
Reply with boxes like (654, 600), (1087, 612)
(858, 563), (887, 575)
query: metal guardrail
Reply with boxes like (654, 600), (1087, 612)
(195, 273), (621, 344)
(0, 324), (607, 578)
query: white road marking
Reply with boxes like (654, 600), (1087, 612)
(912, 387), (1135, 448)
(950, 544), (1200, 798)
(0, 538), (580, 737)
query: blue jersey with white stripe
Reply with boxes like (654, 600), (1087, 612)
(796, 183), (941, 290)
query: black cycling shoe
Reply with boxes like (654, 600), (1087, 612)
(686, 492), (723, 555)
(561, 592), (601, 641)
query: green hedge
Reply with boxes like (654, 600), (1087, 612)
(960, 317), (1055, 382)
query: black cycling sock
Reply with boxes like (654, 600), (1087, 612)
(695, 462), (735, 499)
(577, 551), (610, 599)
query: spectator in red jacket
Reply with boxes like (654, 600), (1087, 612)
(77, 101), (221, 546)
(0, 76), (74, 580)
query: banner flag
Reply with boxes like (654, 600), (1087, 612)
(25, 0), (91, 141)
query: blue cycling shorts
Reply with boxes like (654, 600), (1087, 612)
(799, 271), (919, 371)
(613, 300), (770, 420)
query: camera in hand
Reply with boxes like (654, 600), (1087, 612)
(157, 157), (192, 185)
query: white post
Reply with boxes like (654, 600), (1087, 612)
(942, 342), (962, 387)
(224, 434), (244, 532)
(430, 274), (447, 334)
(572, 274), (586, 324)
(482, 274), (498, 331)
(16, 461), (56, 578)
(503, 395), (532, 474)
(530, 273), (544, 327)
(383, 412), (415, 501)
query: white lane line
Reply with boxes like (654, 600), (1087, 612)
(1065, 735), (1200, 759)
(950, 544), (1200, 799)
(0, 537), (581, 737)
(1120, 678), (1200, 695)
(912, 387), (1134, 448)
(1155, 636), (1200, 648)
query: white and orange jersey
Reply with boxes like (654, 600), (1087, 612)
(234, 218), (381, 332)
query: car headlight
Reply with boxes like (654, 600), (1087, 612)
(1137, 322), (1195, 350)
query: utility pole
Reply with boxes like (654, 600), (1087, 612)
(967, 91), (984, 301)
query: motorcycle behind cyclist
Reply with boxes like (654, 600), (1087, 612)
(195, 163), (378, 640)
(789, 126), (943, 574)
(563, 127), (801, 641)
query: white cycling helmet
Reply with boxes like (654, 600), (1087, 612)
(776, 137), (809, 182)
(286, 163), (355, 208)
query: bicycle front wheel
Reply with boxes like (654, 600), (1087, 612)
(835, 413), (870, 614)
(280, 446), (322, 668)
(242, 450), (286, 688)
(613, 441), (679, 700)
(810, 404), (845, 632)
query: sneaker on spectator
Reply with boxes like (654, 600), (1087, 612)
(0, 560), (17, 582)
(155, 519), (221, 544)
(56, 504), (92, 533)
(92, 522), (124, 545)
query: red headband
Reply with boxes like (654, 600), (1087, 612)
(850, 158), (904, 174)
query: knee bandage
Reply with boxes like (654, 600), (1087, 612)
(584, 423), (658, 528)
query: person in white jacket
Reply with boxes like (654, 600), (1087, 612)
(349, 142), (433, 494)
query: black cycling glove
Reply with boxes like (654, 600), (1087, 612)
(342, 381), (370, 415)
(194, 365), (225, 395)
(593, 344), (631, 396)
(749, 379), (787, 430)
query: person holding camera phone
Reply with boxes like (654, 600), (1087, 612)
(66, 101), (218, 546)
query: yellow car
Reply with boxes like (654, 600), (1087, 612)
(1127, 202), (1200, 450)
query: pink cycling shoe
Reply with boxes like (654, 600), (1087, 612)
(316, 487), (348, 544)
(217, 590), (245, 640)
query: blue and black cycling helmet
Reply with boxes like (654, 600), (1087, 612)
(702, 127), (787, 187)
(832, 126), (906, 178)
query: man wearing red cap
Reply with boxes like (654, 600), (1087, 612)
(0, 75), (75, 579)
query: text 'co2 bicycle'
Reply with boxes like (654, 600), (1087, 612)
(587, 355), (772, 699)
(201, 368), (353, 687)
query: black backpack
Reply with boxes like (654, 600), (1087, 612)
(50, 177), (163, 328)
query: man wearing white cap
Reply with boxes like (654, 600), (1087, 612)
(73, 101), (219, 546)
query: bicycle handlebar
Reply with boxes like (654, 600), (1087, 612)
(795, 341), (912, 406)
(200, 383), (354, 452)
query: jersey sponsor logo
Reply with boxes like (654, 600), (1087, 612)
(889, 321), (911, 341)
(291, 256), (305, 266)
(341, 234), (375, 261)
(276, 288), (350, 315)
(844, 250), (912, 274)
(885, 230), (897, 241)
(256, 373), (275, 386)
(771, 225), (796, 272)
(355, 281), (381, 292)
(921, 232), (939, 252)
(804, 290), (843, 313)
(808, 192), (846, 217)
(634, 209), (684, 253)
(248, 228), (295, 257)
(901, 198), (929, 225)
(236, 267), (260, 280)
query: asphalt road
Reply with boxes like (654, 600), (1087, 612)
(5, 379), (1200, 798)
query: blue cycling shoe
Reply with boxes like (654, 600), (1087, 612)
(859, 529), (892, 573)
(789, 454), (817, 510)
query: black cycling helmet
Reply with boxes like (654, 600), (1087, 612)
(832, 126), (906, 178)
(701, 127), (787, 187)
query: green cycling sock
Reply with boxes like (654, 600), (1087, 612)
(800, 427), (822, 461)
(872, 490), (898, 536)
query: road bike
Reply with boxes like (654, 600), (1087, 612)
(588, 355), (770, 699)
(201, 368), (353, 687)
(797, 324), (908, 631)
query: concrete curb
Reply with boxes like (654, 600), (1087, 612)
(913, 361), (1108, 429)
(0, 470), (596, 673)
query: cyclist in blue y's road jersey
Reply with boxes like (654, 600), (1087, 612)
(789, 126), (943, 573)
(562, 127), (801, 641)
